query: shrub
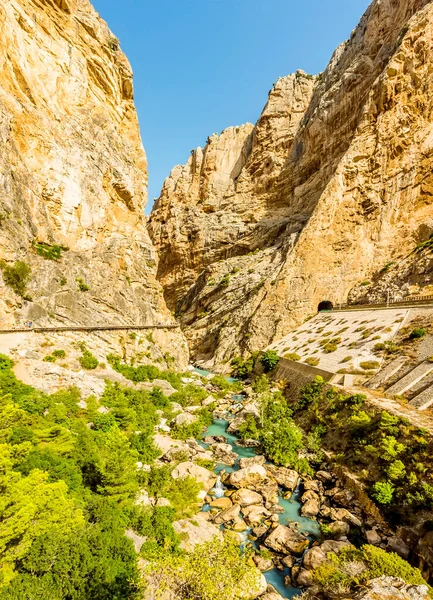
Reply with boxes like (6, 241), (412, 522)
(387, 460), (406, 480)
(360, 361), (380, 370)
(0, 260), (31, 296)
(220, 274), (230, 287)
(76, 278), (90, 292)
(34, 241), (68, 261)
(285, 353), (301, 361)
(380, 436), (405, 461)
(312, 544), (429, 594)
(230, 353), (258, 379)
(43, 355), (56, 363)
(410, 328), (427, 340)
(373, 343), (386, 352)
(59, 278), (67, 286)
(341, 356), (352, 363)
(260, 350), (280, 372)
(372, 481), (395, 505)
(252, 374), (270, 394)
(349, 411), (371, 428)
(323, 343), (337, 353)
(52, 350), (66, 359)
(305, 357), (320, 367)
(79, 350), (99, 370)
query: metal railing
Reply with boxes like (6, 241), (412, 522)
(0, 324), (180, 334)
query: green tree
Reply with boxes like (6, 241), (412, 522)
(0, 446), (84, 586)
(260, 350), (280, 372)
(96, 428), (138, 502)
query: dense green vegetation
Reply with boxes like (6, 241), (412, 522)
(230, 353), (259, 379)
(290, 376), (433, 524)
(0, 353), (210, 598)
(237, 379), (313, 474)
(312, 545), (431, 596)
(144, 537), (261, 600)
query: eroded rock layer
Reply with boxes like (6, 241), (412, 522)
(149, 0), (433, 368)
(0, 0), (187, 364)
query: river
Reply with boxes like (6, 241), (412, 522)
(194, 369), (320, 598)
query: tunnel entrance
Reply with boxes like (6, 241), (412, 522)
(318, 300), (334, 312)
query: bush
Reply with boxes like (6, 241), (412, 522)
(323, 343), (337, 353)
(410, 328), (427, 340)
(285, 353), (301, 361)
(252, 374), (270, 394)
(52, 350), (66, 359)
(312, 544), (429, 594)
(230, 353), (258, 379)
(76, 278), (90, 292)
(0, 260), (31, 296)
(305, 357), (320, 367)
(43, 355), (56, 363)
(372, 481), (395, 505)
(220, 274), (230, 287)
(387, 460), (406, 480)
(79, 351), (99, 370)
(34, 241), (68, 261)
(360, 361), (380, 370)
(260, 350), (280, 372)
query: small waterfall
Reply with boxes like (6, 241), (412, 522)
(213, 476), (225, 498)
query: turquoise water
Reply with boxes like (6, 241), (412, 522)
(193, 366), (237, 384)
(194, 368), (319, 598)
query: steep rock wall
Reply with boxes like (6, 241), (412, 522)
(0, 0), (188, 364)
(149, 0), (433, 368)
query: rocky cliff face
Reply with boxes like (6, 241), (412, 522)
(0, 0), (187, 365)
(149, 0), (433, 368)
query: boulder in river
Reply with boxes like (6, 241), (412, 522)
(209, 497), (232, 509)
(242, 504), (272, 526)
(253, 553), (274, 572)
(231, 489), (263, 507)
(211, 442), (237, 466)
(227, 403), (259, 434)
(213, 503), (241, 524)
(303, 546), (328, 570)
(266, 465), (299, 490)
(327, 520), (350, 538)
(264, 524), (309, 555)
(301, 497), (320, 518)
(238, 455), (266, 469)
(226, 464), (267, 489)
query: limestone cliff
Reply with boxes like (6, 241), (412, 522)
(0, 0), (188, 365)
(149, 0), (433, 368)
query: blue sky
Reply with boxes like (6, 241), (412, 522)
(92, 0), (371, 211)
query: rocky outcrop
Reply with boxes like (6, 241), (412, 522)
(149, 0), (433, 368)
(354, 576), (429, 600)
(0, 0), (187, 366)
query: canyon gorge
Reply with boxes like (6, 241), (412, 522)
(1, 0), (433, 599)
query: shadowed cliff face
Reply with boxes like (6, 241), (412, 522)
(0, 0), (188, 365)
(149, 0), (433, 369)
